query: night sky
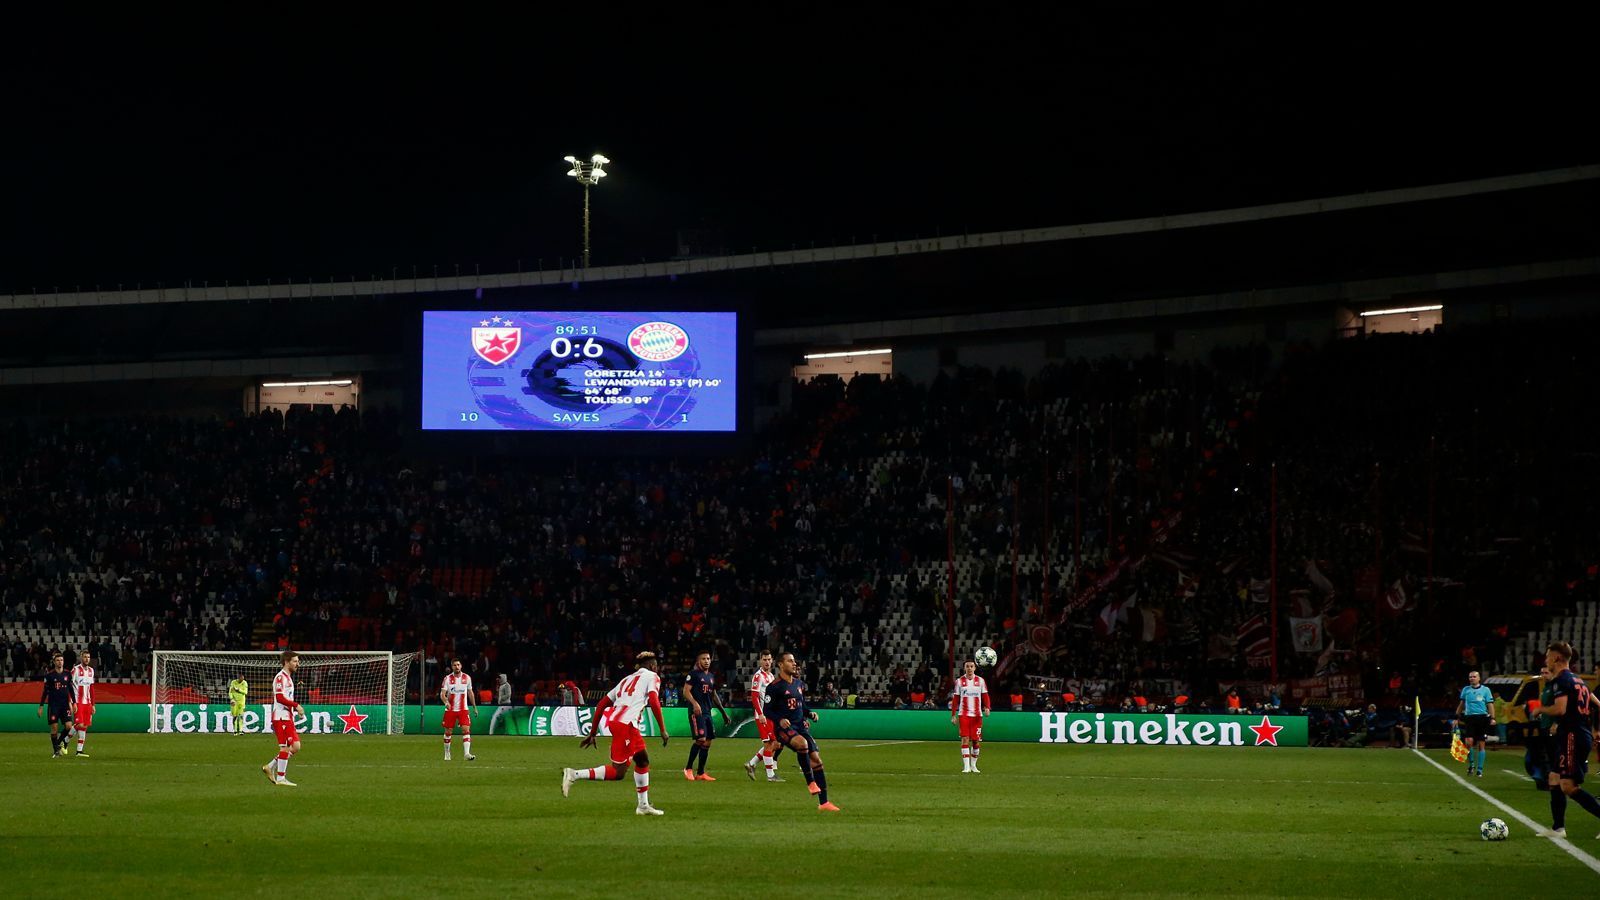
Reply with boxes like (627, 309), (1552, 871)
(1, 7), (1590, 294)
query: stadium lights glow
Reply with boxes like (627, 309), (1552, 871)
(565, 153), (608, 184)
(1358, 304), (1444, 317)
(260, 379), (354, 388)
(803, 348), (893, 360)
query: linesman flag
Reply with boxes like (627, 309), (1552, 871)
(1450, 728), (1469, 763)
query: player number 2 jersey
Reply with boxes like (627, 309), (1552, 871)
(953, 674), (989, 717)
(272, 670), (296, 722)
(603, 668), (661, 729)
(442, 673), (474, 711)
(750, 667), (774, 715)
(70, 665), (95, 705)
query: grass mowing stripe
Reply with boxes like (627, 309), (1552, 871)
(1412, 748), (1600, 877)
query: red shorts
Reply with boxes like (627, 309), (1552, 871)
(442, 709), (473, 731)
(608, 721), (645, 764)
(757, 717), (776, 742)
(272, 719), (299, 746)
(73, 704), (95, 729)
(958, 715), (983, 740)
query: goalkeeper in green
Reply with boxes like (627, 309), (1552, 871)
(228, 674), (249, 734)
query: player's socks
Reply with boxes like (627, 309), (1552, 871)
(763, 751), (777, 780)
(971, 745), (980, 772)
(463, 734), (473, 759)
(812, 765), (828, 804)
(1570, 789), (1600, 819)
(1552, 789), (1568, 830)
(443, 734), (452, 759)
(276, 752), (289, 782)
(576, 765), (622, 781)
(635, 765), (651, 807)
(696, 746), (709, 777)
(76, 730), (86, 754)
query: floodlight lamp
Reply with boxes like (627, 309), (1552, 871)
(592, 154), (609, 164)
(563, 155), (578, 163)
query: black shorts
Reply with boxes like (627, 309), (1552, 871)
(1462, 715), (1491, 742)
(1556, 731), (1592, 784)
(775, 722), (818, 754)
(47, 705), (71, 726)
(690, 713), (715, 742)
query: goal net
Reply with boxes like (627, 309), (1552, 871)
(150, 651), (417, 735)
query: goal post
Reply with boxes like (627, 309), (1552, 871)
(149, 650), (417, 734)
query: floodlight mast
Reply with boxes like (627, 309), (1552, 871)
(564, 154), (610, 269)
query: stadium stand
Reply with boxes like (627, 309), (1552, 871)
(2, 321), (1597, 720)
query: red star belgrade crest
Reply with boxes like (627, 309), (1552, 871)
(472, 326), (521, 365)
(339, 704), (369, 734)
(1249, 715), (1283, 746)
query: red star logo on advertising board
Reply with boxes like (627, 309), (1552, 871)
(1249, 715), (1283, 746)
(339, 704), (369, 734)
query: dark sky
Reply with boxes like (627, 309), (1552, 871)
(1, 7), (1591, 293)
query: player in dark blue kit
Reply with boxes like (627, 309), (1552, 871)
(683, 651), (731, 781)
(1541, 640), (1600, 838)
(764, 652), (841, 812)
(37, 651), (75, 758)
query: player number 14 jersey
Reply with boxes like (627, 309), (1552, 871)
(604, 668), (662, 729)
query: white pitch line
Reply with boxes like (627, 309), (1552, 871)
(851, 740), (926, 748)
(1502, 768), (1529, 779)
(1412, 748), (1600, 877)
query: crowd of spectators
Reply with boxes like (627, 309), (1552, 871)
(2, 321), (1595, 720)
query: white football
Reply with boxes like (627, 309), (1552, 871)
(974, 646), (998, 667)
(1479, 817), (1508, 841)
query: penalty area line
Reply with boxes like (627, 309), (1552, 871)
(1412, 748), (1600, 877)
(850, 741), (926, 748)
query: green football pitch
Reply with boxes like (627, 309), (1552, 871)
(2, 733), (1595, 897)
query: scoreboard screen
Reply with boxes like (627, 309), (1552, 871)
(421, 310), (738, 432)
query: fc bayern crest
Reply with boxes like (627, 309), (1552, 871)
(627, 321), (689, 362)
(472, 327), (521, 365)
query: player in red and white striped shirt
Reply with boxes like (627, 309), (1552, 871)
(950, 660), (990, 773)
(70, 651), (96, 757)
(560, 651), (670, 815)
(261, 650), (302, 787)
(439, 658), (477, 761)
(743, 651), (786, 782)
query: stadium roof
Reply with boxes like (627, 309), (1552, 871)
(2, 165), (1593, 319)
